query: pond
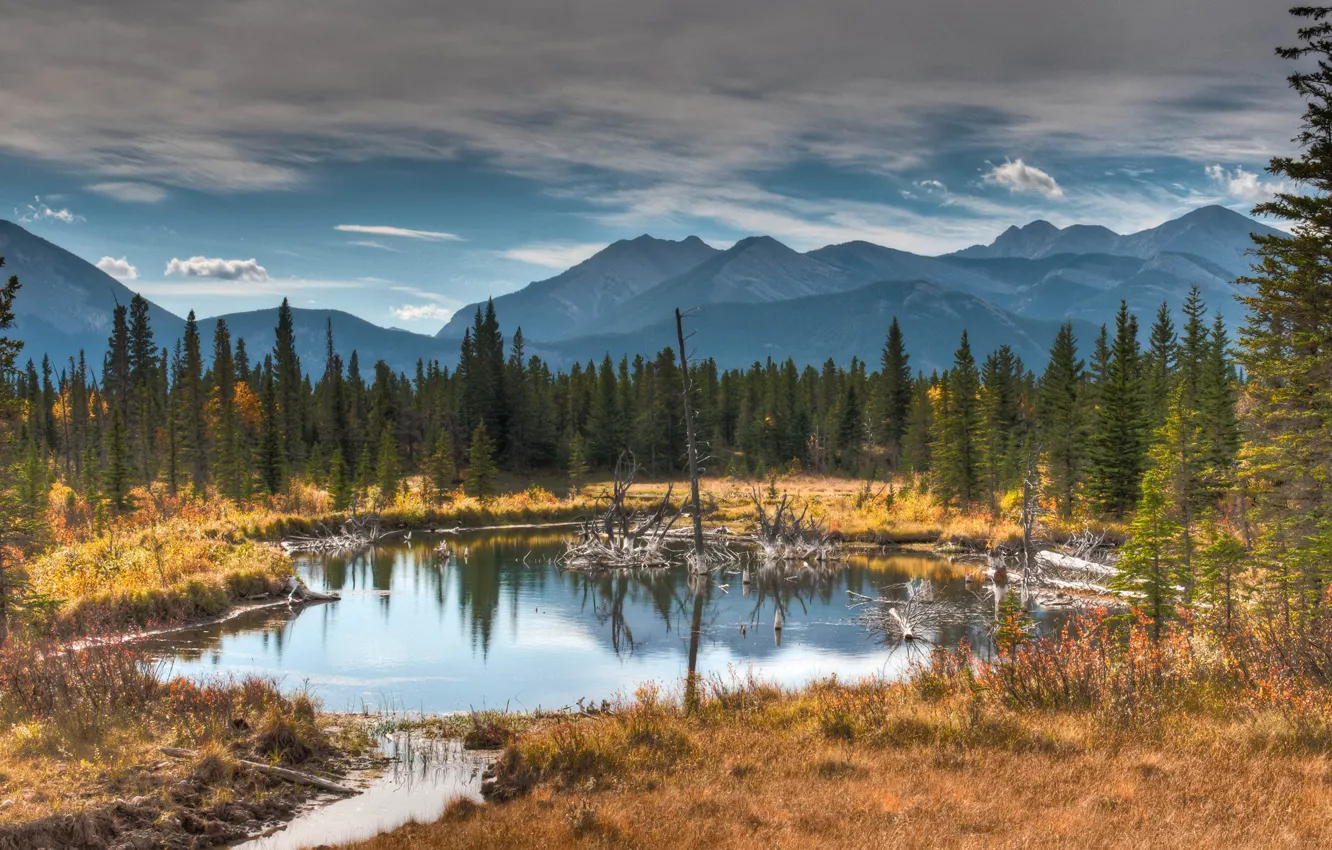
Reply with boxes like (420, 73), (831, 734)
(149, 529), (1066, 714)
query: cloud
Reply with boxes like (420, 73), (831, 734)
(982, 160), (1065, 199)
(95, 256), (138, 280)
(391, 303), (453, 322)
(346, 239), (399, 251)
(335, 225), (461, 241)
(501, 242), (605, 269)
(86, 181), (168, 203)
(1205, 164), (1284, 203)
(15, 196), (80, 224)
(165, 256), (270, 281)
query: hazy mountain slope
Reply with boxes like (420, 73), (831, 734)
(599, 236), (860, 334)
(542, 279), (1095, 375)
(953, 205), (1279, 275)
(0, 220), (183, 367)
(210, 307), (451, 377)
(809, 240), (1012, 296)
(436, 234), (718, 341)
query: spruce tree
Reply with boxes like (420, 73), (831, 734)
(1113, 462), (1180, 639)
(257, 356), (284, 495)
(465, 421), (499, 501)
(567, 431), (589, 495)
(425, 431), (456, 502)
(375, 422), (400, 506)
(273, 298), (304, 468)
(1087, 302), (1147, 517)
(1143, 301), (1177, 434)
(1237, 6), (1332, 615)
(933, 332), (981, 506)
(978, 345), (1021, 511)
(877, 318), (912, 467)
(1038, 322), (1085, 518)
(179, 311), (207, 495)
(212, 319), (244, 499)
(104, 405), (133, 511)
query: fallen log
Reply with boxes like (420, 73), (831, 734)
(158, 747), (357, 795)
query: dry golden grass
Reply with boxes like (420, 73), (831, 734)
(352, 678), (1332, 850)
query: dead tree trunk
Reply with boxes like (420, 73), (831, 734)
(676, 308), (706, 568)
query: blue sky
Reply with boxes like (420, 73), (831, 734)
(0, 0), (1300, 333)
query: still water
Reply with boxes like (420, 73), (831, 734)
(150, 530), (1062, 713)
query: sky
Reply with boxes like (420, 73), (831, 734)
(0, 0), (1303, 333)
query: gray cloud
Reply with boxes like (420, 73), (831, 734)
(0, 1), (1298, 194)
(87, 181), (168, 203)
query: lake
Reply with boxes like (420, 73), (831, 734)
(148, 529), (1064, 713)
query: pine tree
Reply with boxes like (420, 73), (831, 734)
(1113, 462), (1180, 639)
(1039, 322), (1085, 518)
(567, 431), (589, 495)
(1143, 301), (1177, 435)
(978, 344), (1021, 510)
(835, 378), (863, 473)
(104, 405), (133, 511)
(465, 421), (499, 501)
(1087, 302), (1147, 517)
(933, 332), (981, 506)
(211, 319), (245, 499)
(1237, 7), (1332, 616)
(1197, 519), (1246, 636)
(1197, 312), (1240, 503)
(375, 422), (400, 506)
(273, 298), (304, 468)
(256, 356), (284, 495)
(902, 374), (934, 472)
(179, 311), (207, 495)
(425, 431), (456, 503)
(328, 448), (352, 511)
(877, 318), (912, 467)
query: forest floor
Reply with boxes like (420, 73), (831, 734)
(350, 663), (1332, 849)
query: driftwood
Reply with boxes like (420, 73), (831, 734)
(283, 575), (340, 603)
(848, 580), (971, 645)
(750, 489), (838, 563)
(158, 747), (356, 795)
(281, 514), (390, 554)
(562, 452), (687, 569)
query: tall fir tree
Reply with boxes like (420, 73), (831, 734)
(876, 318), (912, 467)
(1087, 302), (1147, 517)
(1039, 322), (1085, 518)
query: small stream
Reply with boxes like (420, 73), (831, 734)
(233, 734), (490, 849)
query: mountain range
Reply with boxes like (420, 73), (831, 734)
(2, 205), (1279, 378)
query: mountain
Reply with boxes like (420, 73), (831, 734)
(436, 234), (718, 342)
(0, 220), (183, 368)
(953, 205), (1279, 275)
(599, 235), (864, 333)
(542, 279), (1096, 375)
(208, 307), (450, 377)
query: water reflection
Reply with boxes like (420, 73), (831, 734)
(148, 531), (1066, 713)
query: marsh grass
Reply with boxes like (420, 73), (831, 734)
(351, 611), (1332, 849)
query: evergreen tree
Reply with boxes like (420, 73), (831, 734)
(1143, 301), (1177, 434)
(328, 449), (352, 511)
(1113, 461), (1180, 639)
(103, 405), (133, 511)
(375, 422), (400, 505)
(978, 344), (1021, 510)
(211, 319), (245, 499)
(835, 378), (863, 473)
(1039, 322), (1085, 518)
(179, 311), (207, 495)
(902, 374), (934, 473)
(1237, 6), (1332, 616)
(424, 430), (456, 503)
(257, 356), (284, 495)
(567, 431), (589, 495)
(273, 298), (304, 467)
(933, 332), (981, 506)
(876, 318), (912, 467)
(1087, 302), (1147, 517)
(465, 421), (499, 501)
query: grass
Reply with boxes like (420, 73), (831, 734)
(350, 613), (1332, 848)
(0, 632), (372, 845)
